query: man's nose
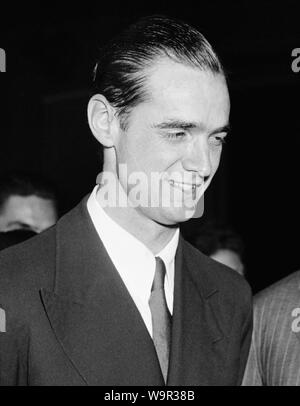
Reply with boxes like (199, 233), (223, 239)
(181, 138), (212, 178)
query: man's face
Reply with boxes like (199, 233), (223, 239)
(0, 194), (57, 233)
(114, 58), (230, 226)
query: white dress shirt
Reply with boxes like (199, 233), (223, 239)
(87, 185), (179, 337)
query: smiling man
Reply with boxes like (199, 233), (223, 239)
(0, 15), (252, 386)
(92, 58), (229, 237)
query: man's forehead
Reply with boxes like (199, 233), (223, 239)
(141, 61), (229, 118)
(139, 60), (229, 128)
(146, 57), (227, 94)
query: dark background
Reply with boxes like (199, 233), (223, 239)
(0, 1), (299, 293)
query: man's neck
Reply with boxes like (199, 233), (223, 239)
(106, 206), (177, 255)
(95, 179), (178, 255)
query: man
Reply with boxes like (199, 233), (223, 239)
(242, 271), (300, 385)
(0, 173), (58, 233)
(0, 15), (252, 386)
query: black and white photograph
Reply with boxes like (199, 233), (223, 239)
(0, 0), (300, 389)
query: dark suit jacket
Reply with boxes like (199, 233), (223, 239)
(242, 271), (300, 386)
(0, 196), (252, 386)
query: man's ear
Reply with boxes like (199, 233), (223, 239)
(87, 94), (117, 147)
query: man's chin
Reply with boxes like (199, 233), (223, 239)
(155, 206), (197, 226)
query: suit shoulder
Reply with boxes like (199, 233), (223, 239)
(183, 239), (252, 303)
(0, 226), (56, 296)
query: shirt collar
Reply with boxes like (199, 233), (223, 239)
(87, 184), (179, 301)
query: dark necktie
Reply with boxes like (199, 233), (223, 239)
(149, 257), (172, 383)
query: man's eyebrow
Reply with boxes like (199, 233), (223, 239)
(152, 120), (231, 133)
(210, 124), (231, 135)
(152, 120), (200, 130)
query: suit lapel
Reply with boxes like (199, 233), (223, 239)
(41, 198), (164, 386)
(167, 238), (229, 386)
(40, 197), (230, 385)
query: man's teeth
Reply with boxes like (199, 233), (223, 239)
(169, 180), (197, 190)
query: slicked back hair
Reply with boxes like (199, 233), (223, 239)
(92, 15), (225, 130)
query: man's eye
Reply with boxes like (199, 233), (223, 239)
(166, 131), (186, 139)
(210, 134), (227, 146)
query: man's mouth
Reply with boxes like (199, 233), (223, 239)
(168, 180), (202, 191)
(168, 180), (205, 201)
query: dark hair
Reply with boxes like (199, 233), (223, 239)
(92, 15), (225, 130)
(193, 224), (245, 260)
(0, 173), (58, 215)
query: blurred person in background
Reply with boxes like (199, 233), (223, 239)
(0, 173), (59, 234)
(193, 224), (245, 276)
